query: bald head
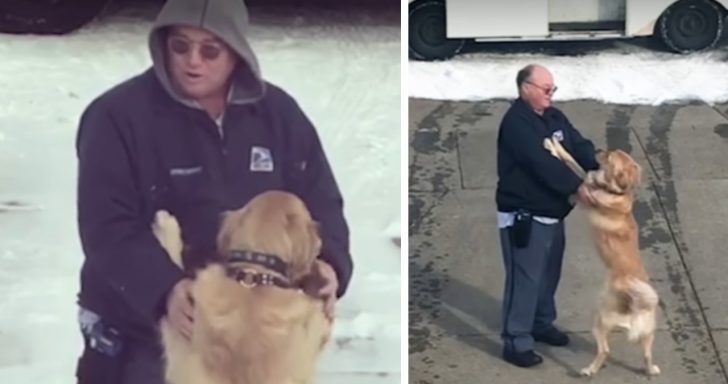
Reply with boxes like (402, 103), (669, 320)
(517, 64), (552, 89)
(516, 64), (555, 113)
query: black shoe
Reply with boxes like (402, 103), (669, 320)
(502, 349), (543, 368)
(533, 327), (570, 346)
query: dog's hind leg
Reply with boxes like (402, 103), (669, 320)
(640, 332), (660, 375)
(580, 315), (611, 377)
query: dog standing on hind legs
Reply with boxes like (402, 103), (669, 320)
(544, 138), (661, 377)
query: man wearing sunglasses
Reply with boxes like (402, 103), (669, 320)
(495, 64), (599, 368)
(73, 0), (352, 383)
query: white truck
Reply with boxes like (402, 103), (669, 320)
(409, 0), (728, 60)
(0, 0), (388, 35)
(0, 0), (115, 34)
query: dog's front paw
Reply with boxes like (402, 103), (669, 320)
(647, 364), (660, 376)
(580, 367), (595, 377)
(153, 211), (181, 238)
(152, 210), (184, 268)
(543, 138), (558, 157)
(154, 210), (179, 231)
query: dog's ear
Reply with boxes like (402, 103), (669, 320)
(595, 149), (607, 167)
(631, 161), (642, 187)
(216, 210), (239, 252)
(613, 153), (641, 192)
(218, 210), (232, 222)
(285, 213), (321, 281)
(614, 167), (630, 192)
(308, 220), (323, 258)
(285, 213), (305, 268)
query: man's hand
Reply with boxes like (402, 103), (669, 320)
(577, 183), (597, 206)
(166, 278), (194, 340)
(302, 259), (338, 320)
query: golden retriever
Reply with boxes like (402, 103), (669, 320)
(544, 138), (660, 377)
(151, 190), (333, 384)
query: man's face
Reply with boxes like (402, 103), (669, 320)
(165, 26), (237, 101)
(521, 68), (556, 112)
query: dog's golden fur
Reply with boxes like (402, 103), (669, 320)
(151, 190), (332, 384)
(579, 150), (659, 377)
(544, 138), (660, 377)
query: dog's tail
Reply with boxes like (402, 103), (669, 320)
(624, 278), (659, 341)
(627, 278), (659, 311)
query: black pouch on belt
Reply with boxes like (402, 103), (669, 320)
(511, 210), (533, 249)
(75, 318), (126, 384)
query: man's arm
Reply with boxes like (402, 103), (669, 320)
(563, 115), (600, 171)
(76, 100), (185, 323)
(499, 113), (583, 197)
(279, 94), (353, 298)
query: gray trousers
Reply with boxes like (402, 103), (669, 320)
(499, 220), (565, 352)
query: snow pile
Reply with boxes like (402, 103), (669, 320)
(409, 46), (728, 105)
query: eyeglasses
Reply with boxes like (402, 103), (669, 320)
(168, 37), (224, 61)
(527, 81), (557, 95)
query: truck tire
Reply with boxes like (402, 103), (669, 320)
(0, 0), (112, 35)
(409, 0), (465, 61)
(658, 0), (725, 53)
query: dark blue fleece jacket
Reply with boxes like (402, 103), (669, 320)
(495, 98), (599, 219)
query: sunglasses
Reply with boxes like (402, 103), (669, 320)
(168, 37), (224, 61)
(527, 81), (557, 95)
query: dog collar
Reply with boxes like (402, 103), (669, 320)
(228, 268), (292, 289)
(225, 250), (293, 289)
(226, 250), (289, 276)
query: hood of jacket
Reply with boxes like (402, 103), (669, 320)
(148, 0), (266, 108)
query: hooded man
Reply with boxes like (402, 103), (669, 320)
(73, 1), (353, 383)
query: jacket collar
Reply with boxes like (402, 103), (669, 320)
(146, 67), (257, 119)
(513, 97), (554, 119)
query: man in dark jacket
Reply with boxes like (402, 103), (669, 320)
(73, 0), (353, 382)
(496, 64), (598, 368)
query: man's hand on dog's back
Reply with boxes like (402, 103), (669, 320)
(167, 278), (195, 340)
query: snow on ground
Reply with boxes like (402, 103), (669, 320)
(409, 40), (728, 105)
(0, 3), (400, 383)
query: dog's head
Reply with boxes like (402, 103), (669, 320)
(592, 149), (642, 194)
(216, 191), (322, 283)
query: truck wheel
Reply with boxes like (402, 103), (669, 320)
(0, 0), (112, 35)
(409, 0), (465, 61)
(658, 0), (725, 53)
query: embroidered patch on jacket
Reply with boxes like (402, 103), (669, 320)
(250, 146), (274, 172)
(169, 166), (203, 176)
(552, 130), (564, 142)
